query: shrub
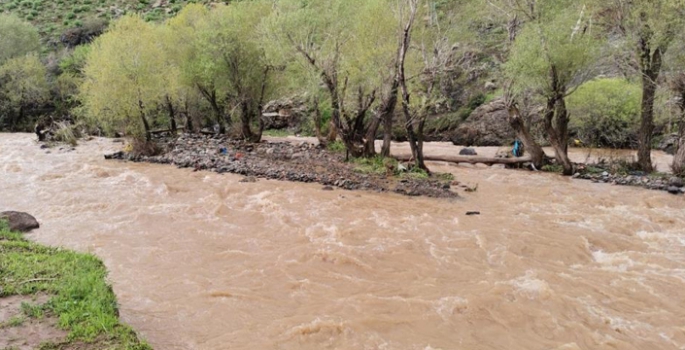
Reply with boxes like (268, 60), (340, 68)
(567, 78), (641, 148)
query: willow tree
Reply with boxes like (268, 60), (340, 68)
(268, 0), (400, 157)
(195, 1), (274, 141)
(0, 14), (42, 130)
(80, 16), (168, 141)
(0, 14), (40, 65)
(505, 1), (599, 175)
(167, 4), (230, 133)
(0, 54), (49, 131)
(595, 0), (685, 171)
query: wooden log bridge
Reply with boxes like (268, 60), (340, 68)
(394, 154), (532, 166)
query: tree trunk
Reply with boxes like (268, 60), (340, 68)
(543, 97), (573, 175)
(672, 92), (685, 175)
(197, 85), (226, 134)
(507, 104), (546, 169)
(240, 101), (254, 141)
(166, 96), (177, 135)
(673, 128), (685, 176)
(381, 111), (393, 157)
(184, 99), (194, 133)
(138, 99), (151, 142)
(397, 0), (426, 172)
(380, 81), (399, 157)
(10, 106), (22, 132)
(312, 97), (327, 145)
(638, 73), (657, 172)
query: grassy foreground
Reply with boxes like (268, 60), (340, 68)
(0, 221), (150, 349)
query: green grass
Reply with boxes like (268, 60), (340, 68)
(326, 140), (346, 153)
(261, 129), (293, 137)
(352, 156), (397, 175)
(0, 0), (226, 44)
(0, 315), (26, 328)
(0, 221), (150, 349)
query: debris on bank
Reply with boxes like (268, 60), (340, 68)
(105, 134), (458, 199)
(573, 169), (685, 195)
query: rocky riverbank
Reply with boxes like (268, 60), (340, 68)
(106, 134), (458, 198)
(573, 168), (685, 195)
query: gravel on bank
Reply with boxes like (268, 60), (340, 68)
(106, 134), (458, 199)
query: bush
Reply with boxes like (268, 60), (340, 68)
(567, 78), (641, 148)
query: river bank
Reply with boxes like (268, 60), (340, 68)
(0, 221), (150, 350)
(106, 133), (458, 198)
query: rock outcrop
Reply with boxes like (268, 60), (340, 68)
(450, 99), (515, 146)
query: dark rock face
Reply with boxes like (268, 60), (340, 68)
(0, 211), (40, 232)
(60, 20), (107, 48)
(459, 148), (478, 156)
(450, 99), (516, 147)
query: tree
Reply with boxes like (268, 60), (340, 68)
(0, 54), (49, 130)
(195, 1), (274, 141)
(596, 0), (685, 171)
(505, 1), (599, 175)
(80, 16), (168, 141)
(0, 14), (42, 130)
(267, 0), (398, 157)
(0, 14), (40, 66)
(671, 72), (685, 175)
(166, 4), (225, 133)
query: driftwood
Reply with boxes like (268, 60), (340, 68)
(395, 154), (532, 166)
(149, 127), (185, 135)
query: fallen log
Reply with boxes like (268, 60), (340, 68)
(150, 127), (185, 135)
(395, 154), (532, 165)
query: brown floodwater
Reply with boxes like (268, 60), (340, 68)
(1, 133), (684, 350)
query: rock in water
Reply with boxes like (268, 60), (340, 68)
(459, 148), (478, 156)
(0, 211), (40, 232)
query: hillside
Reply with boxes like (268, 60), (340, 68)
(0, 0), (226, 44)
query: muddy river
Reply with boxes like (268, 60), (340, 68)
(1, 133), (684, 350)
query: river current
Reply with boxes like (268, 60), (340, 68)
(1, 133), (684, 350)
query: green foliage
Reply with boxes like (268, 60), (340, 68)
(326, 140), (346, 153)
(505, 1), (600, 98)
(352, 156), (398, 175)
(0, 223), (150, 348)
(402, 167), (430, 180)
(0, 53), (50, 128)
(568, 78), (641, 148)
(541, 164), (564, 173)
(80, 15), (168, 139)
(0, 13), (40, 65)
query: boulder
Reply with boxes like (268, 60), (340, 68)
(657, 133), (679, 155)
(0, 211), (40, 232)
(667, 186), (682, 195)
(261, 97), (308, 130)
(450, 98), (515, 146)
(669, 176), (684, 188)
(459, 148), (478, 156)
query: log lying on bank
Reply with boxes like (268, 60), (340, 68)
(395, 154), (532, 166)
(149, 127), (185, 135)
